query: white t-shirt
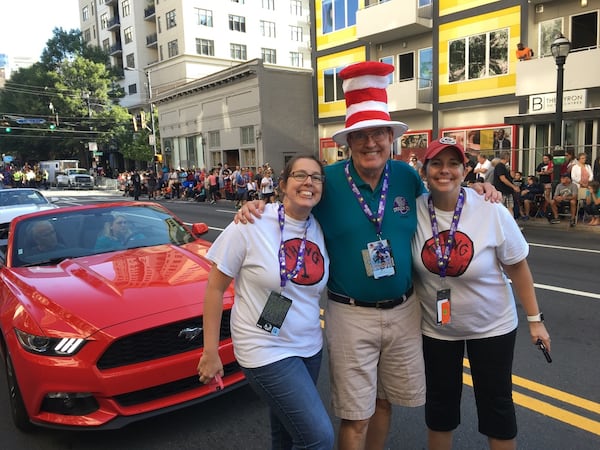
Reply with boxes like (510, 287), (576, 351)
(411, 189), (528, 340)
(206, 203), (329, 368)
(475, 159), (493, 183)
(261, 176), (274, 194)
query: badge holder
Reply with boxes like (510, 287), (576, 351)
(256, 291), (293, 336)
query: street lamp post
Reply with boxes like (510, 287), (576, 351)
(125, 67), (159, 172)
(550, 34), (571, 150)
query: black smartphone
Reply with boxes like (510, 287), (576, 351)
(536, 339), (552, 363)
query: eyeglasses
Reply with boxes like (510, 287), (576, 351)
(349, 128), (389, 145)
(114, 220), (128, 226)
(290, 171), (325, 184)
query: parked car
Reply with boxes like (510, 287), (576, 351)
(0, 188), (59, 236)
(0, 202), (244, 431)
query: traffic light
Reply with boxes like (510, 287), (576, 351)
(153, 154), (163, 163)
(3, 127), (11, 133)
(49, 123), (56, 131)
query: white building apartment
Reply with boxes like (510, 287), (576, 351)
(78, 0), (312, 109)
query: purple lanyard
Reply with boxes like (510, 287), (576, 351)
(427, 189), (465, 278)
(278, 204), (310, 288)
(344, 160), (389, 237)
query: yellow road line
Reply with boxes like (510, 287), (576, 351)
(463, 359), (600, 436)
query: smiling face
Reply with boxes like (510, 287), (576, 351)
(280, 157), (324, 220)
(425, 148), (465, 208)
(347, 127), (393, 182)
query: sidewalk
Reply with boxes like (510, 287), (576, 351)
(519, 215), (600, 233)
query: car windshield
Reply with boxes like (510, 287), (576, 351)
(11, 204), (196, 267)
(0, 190), (49, 207)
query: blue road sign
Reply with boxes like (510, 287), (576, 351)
(15, 118), (46, 124)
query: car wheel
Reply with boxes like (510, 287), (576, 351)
(4, 352), (32, 432)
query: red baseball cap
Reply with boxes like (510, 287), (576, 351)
(424, 137), (468, 164)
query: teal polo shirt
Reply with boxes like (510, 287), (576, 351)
(313, 159), (425, 302)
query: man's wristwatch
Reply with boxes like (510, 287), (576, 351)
(527, 313), (544, 322)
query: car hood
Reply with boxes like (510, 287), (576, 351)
(6, 242), (228, 337)
(0, 204), (58, 225)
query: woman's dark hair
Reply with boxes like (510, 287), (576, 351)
(280, 154), (324, 183)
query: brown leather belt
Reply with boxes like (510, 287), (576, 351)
(327, 286), (413, 309)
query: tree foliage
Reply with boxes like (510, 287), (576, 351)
(0, 28), (137, 166)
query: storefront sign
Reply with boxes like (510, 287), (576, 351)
(528, 89), (587, 114)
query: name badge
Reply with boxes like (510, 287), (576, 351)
(256, 291), (293, 336)
(436, 288), (451, 325)
(364, 239), (395, 279)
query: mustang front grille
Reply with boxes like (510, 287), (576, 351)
(97, 310), (232, 370)
(113, 361), (242, 407)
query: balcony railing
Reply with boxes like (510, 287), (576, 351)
(144, 6), (156, 19)
(146, 33), (158, 47)
(107, 17), (121, 30)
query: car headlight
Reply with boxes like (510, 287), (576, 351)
(14, 328), (87, 356)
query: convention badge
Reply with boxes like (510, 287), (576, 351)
(361, 249), (374, 277)
(436, 288), (451, 325)
(256, 291), (293, 336)
(366, 239), (395, 279)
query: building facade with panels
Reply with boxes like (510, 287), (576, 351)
(313, 0), (600, 176)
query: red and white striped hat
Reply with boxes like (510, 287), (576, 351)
(332, 61), (408, 146)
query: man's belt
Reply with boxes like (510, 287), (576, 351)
(327, 286), (413, 309)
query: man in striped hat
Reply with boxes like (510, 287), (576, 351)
(236, 61), (498, 450)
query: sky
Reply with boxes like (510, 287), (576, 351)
(0, 0), (80, 59)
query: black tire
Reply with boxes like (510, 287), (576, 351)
(5, 351), (33, 432)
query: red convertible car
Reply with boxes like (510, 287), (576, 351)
(0, 202), (245, 431)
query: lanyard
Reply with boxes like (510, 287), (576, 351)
(278, 204), (310, 288)
(427, 188), (465, 279)
(344, 160), (389, 237)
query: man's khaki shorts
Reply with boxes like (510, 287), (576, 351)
(325, 293), (425, 420)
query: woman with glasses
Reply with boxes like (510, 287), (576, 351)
(198, 155), (333, 450)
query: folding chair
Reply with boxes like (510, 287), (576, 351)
(533, 194), (547, 219)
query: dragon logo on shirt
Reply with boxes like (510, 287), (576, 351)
(283, 238), (326, 285)
(420, 231), (474, 277)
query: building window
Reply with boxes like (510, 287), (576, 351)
(229, 15), (246, 32)
(196, 38), (214, 56)
(418, 47), (433, 89)
(166, 10), (176, 29)
(82, 6), (89, 21)
(126, 53), (135, 68)
(398, 52), (414, 82)
(418, 0), (432, 6)
(167, 40), (179, 58)
(241, 126), (255, 145)
(196, 8), (213, 27)
(83, 29), (91, 43)
(290, 52), (303, 67)
(230, 43), (247, 60)
(260, 20), (276, 38)
(290, 0), (302, 15)
(379, 56), (394, 84)
(122, 0), (131, 17)
(209, 131), (221, 148)
(538, 18), (564, 57)
(324, 67), (344, 103)
(124, 27), (133, 44)
(290, 26), (303, 42)
(241, 149), (257, 168)
(261, 48), (276, 64)
(101, 13), (108, 29)
(262, 0), (275, 10)
(102, 39), (110, 52)
(322, 0), (358, 34)
(128, 84), (137, 95)
(571, 11), (598, 51)
(448, 28), (508, 83)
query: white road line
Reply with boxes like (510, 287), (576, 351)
(529, 243), (600, 254)
(533, 283), (600, 299)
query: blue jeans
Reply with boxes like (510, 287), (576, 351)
(242, 351), (334, 450)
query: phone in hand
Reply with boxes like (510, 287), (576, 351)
(536, 339), (552, 363)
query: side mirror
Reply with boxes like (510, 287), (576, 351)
(191, 223), (209, 235)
